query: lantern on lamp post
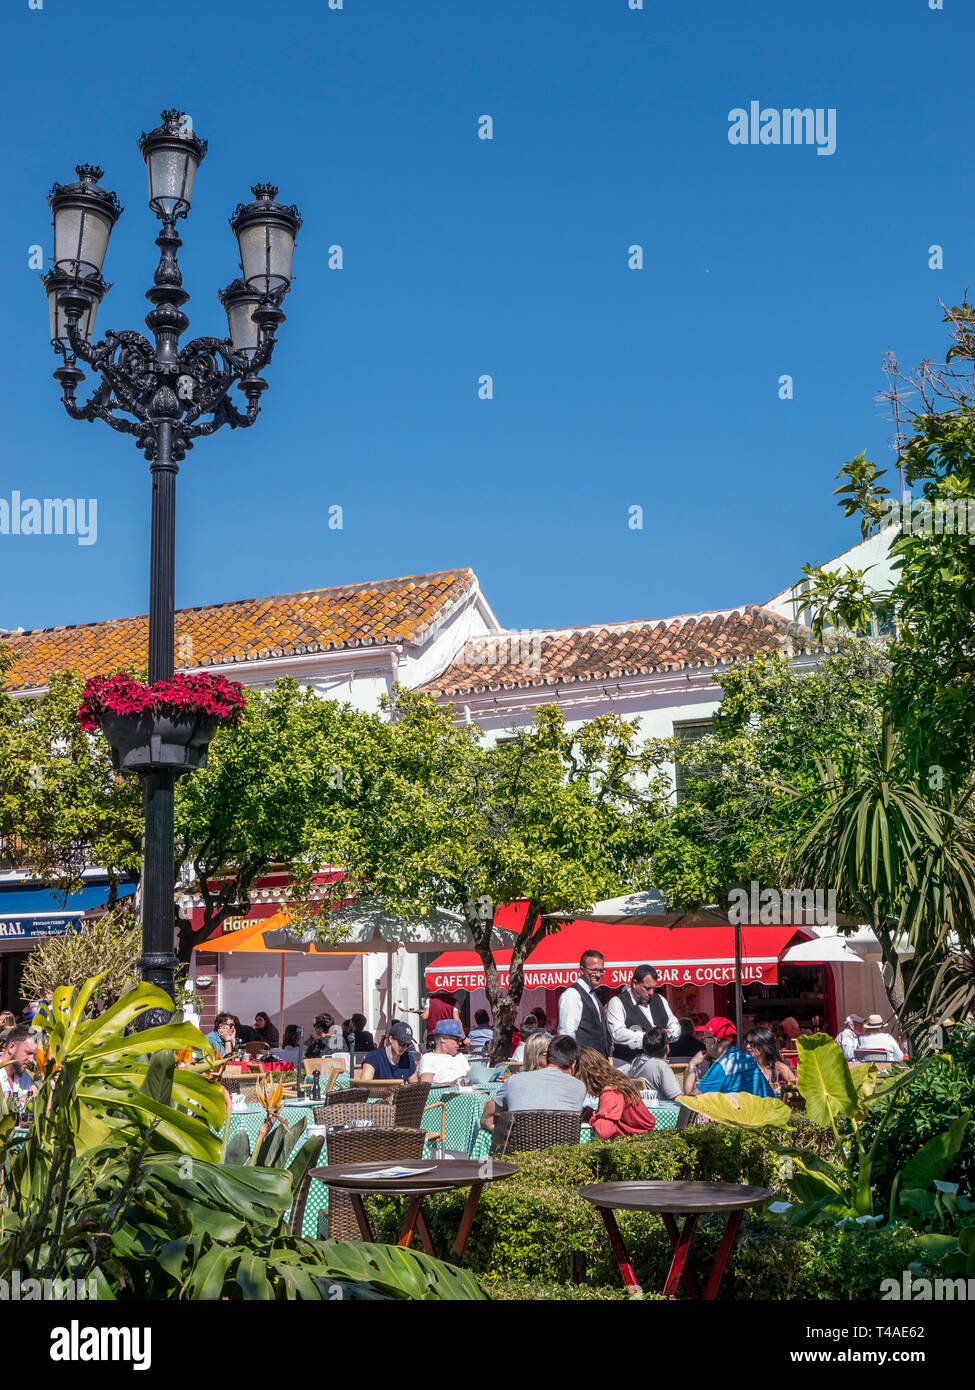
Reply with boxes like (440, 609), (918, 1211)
(43, 111), (301, 1015)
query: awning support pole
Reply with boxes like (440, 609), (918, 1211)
(734, 919), (743, 1041)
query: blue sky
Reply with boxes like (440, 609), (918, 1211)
(2, 0), (972, 637)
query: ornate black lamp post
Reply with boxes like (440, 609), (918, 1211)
(44, 111), (301, 1007)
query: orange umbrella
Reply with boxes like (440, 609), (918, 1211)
(194, 911), (363, 1039)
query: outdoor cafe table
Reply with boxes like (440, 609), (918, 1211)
(578, 1180), (770, 1299)
(307, 1158), (519, 1263)
(422, 1083), (504, 1154)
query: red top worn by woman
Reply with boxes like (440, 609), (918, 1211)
(590, 1090), (656, 1140)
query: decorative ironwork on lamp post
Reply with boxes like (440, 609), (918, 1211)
(43, 111), (301, 1010)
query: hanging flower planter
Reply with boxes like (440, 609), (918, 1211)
(78, 671), (246, 775)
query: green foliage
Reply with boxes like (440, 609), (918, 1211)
(687, 1034), (968, 1231)
(369, 1125), (916, 1298)
(0, 973), (487, 1301)
(343, 686), (671, 1051)
(0, 664), (142, 901)
(175, 677), (384, 954)
(865, 1024), (975, 1196)
(787, 722), (975, 956)
(798, 305), (975, 790)
(785, 721), (975, 1041)
(644, 645), (889, 911)
(19, 905), (141, 1006)
(28, 976), (225, 1161)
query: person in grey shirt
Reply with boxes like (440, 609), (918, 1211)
(480, 1034), (586, 1132)
(628, 1027), (682, 1103)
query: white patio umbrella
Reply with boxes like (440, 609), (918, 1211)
(780, 937), (864, 965)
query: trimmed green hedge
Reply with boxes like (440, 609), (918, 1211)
(369, 1122), (920, 1298)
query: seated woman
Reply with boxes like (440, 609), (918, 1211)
(251, 1011), (279, 1050)
(576, 1047), (655, 1139)
(268, 1024), (302, 1068)
(745, 1025), (796, 1087)
(480, 1032), (554, 1132)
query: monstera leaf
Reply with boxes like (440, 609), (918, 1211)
(32, 974), (224, 1159)
(677, 1093), (792, 1128)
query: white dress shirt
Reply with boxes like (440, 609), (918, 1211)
(857, 1031), (904, 1063)
(606, 987), (681, 1048)
(557, 979), (602, 1038)
(835, 1026), (860, 1061)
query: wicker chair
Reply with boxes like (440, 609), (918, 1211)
(313, 1102), (394, 1129)
(288, 1135), (325, 1235)
(322, 1127), (426, 1240)
(490, 1109), (582, 1157)
(392, 1082), (431, 1129)
(304, 1059), (344, 1095)
(219, 1077), (242, 1096)
(853, 1048), (894, 1064)
(316, 1086), (368, 1108)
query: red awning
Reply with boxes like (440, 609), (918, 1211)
(424, 921), (803, 992)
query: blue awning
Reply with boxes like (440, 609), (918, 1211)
(0, 883), (135, 942)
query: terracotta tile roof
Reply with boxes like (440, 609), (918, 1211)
(3, 569), (476, 693)
(420, 606), (814, 697)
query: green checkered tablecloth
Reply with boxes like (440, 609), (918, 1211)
(226, 1108), (333, 1238)
(227, 1083), (505, 1240)
(421, 1085), (504, 1156)
(227, 1100), (325, 1146)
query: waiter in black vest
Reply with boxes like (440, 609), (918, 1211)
(607, 964), (681, 1070)
(556, 950), (613, 1057)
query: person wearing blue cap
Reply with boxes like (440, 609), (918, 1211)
(417, 1017), (470, 1086)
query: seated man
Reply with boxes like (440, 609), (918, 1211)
(0, 1026), (38, 1102)
(834, 1013), (865, 1061)
(359, 1020), (418, 1083)
(628, 1027), (682, 1102)
(480, 1034), (587, 1131)
(683, 1016), (772, 1098)
(417, 1018), (470, 1085)
(467, 1009), (494, 1052)
(858, 1014), (905, 1063)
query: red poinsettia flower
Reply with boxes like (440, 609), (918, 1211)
(78, 671), (246, 731)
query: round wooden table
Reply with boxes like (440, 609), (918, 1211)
(578, 1180), (770, 1299)
(309, 1158), (518, 1264)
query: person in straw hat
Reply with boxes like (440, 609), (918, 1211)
(858, 1014), (904, 1063)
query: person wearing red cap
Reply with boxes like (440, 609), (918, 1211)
(682, 1016), (773, 1098)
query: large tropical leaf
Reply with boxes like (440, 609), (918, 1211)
(796, 1034), (860, 1126)
(677, 1093), (792, 1128)
(896, 1111), (971, 1194)
(312, 1239), (489, 1301)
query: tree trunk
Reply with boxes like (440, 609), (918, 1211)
(872, 904), (928, 1051)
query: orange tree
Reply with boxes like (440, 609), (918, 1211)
(334, 687), (669, 1058)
